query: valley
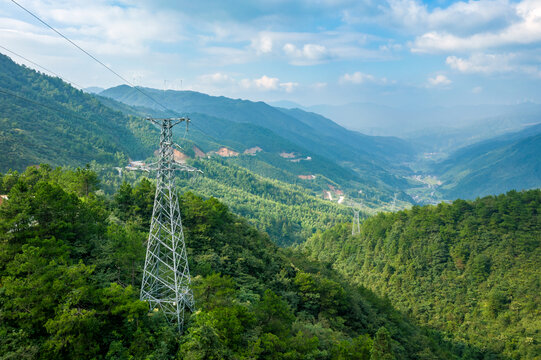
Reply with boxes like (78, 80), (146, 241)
(0, 48), (540, 360)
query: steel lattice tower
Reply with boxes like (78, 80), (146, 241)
(352, 209), (361, 235)
(140, 117), (198, 332)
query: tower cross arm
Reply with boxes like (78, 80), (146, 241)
(145, 117), (190, 128)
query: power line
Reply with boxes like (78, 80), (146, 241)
(0, 87), (92, 122)
(10, 0), (178, 118)
(9, 0), (207, 141)
(0, 86), (205, 156)
(0, 44), (84, 89)
(0, 85), (210, 154)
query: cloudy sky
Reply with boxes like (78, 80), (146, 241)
(1, 0), (540, 106)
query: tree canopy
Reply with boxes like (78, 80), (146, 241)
(0, 165), (480, 359)
(302, 190), (541, 359)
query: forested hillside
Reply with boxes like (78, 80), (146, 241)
(0, 166), (477, 359)
(98, 89), (412, 207)
(99, 85), (415, 186)
(175, 158), (352, 245)
(435, 123), (541, 199)
(0, 54), (156, 171)
(0, 54), (395, 245)
(301, 190), (541, 359)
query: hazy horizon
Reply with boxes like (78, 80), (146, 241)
(2, 0), (540, 109)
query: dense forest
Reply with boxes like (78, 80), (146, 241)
(0, 165), (491, 359)
(176, 158), (352, 245)
(301, 190), (541, 359)
(93, 156), (353, 246)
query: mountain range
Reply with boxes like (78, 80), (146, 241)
(98, 84), (541, 203)
(435, 123), (541, 199)
(305, 101), (541, 152)
(1, 51), (540, 215)
(99, 85), (415, 184)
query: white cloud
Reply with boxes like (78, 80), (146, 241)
(446, 53), (515, 73)
(426, 0), (514, 32)
(238, 75), (301, 92)
(428, 74), (452, 86)
(251, 34), (273, 54)
(283, 43), (330, 65)
(379, 42), (403, 52)
(446, 52), (541, 77)
(312, 82), (328, 89)
(254, 75), (279, 90)
(243, 30), (380, 65)
(198, 72), (235, 84)
(385, 0), (517, 34)
(303, 44), (328, 59)
(240, 75), (280, 90)
(472, 86), (483, 93)
(283, 43), (297, 55)
(279, 82), (299, 92)
(196, 73), (300, 93)
(1, 1), (186, 57)
(411, 0), (541, 53)
(384, 0), (428, 30)
(339, 71), (375, 84)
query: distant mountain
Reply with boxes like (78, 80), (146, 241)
(96, 94), (394, 202)
(82, 86), (105, 94)
(267, 100), (305, 109)
(98, 85), (421, 208)
(308, 102), (408, 136)
(99, 85), (416, 171)
(0, 54), (155, 171)
(277, 107), (415, 164)
(435, 123), (541, 199)
(309, 102), (541, 152)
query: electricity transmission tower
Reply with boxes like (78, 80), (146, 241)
(391, 193), (397, 212)
(352, 209), (361, 235)
(139, 117), (200, 332)
(347, 199), (361, 235)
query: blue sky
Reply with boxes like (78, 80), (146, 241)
(1, 0), (540, 107)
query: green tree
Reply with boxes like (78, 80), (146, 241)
(254, 289), (295, 338)
(370, 327), (395, 360)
